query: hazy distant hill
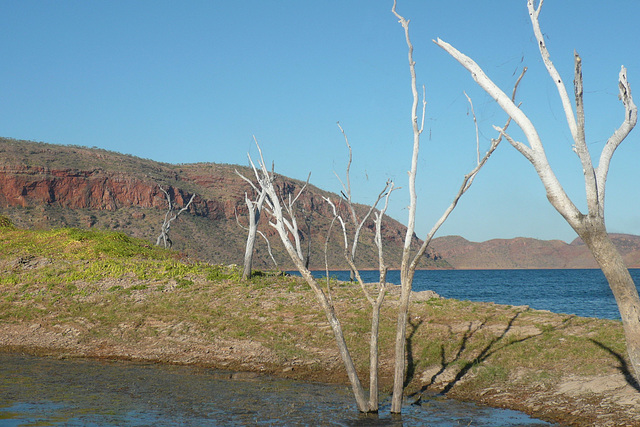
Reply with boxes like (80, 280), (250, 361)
(0, 137), (448, 270)
(431, 234), (640, 269)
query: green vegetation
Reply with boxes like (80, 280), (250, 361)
(0, 224), (631, 407)
(0, 214), (14, 228)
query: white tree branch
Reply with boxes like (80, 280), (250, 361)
(325, 196), (375, 306)
(464, 91), (480, 164)
(351, 180), (392, 263)
(410, 68), (527, 270)
(336, 122), (359, 226)
(527, 0), (578, 141)
(435, 37), (583, 226)
(595, 65), (638, 212)
(409, 133), (500, 271)
(393, 1), (421, 261)
(572, 52), (599, 216)
(374, 181), (397, 287)
(257, 229), (278, 269)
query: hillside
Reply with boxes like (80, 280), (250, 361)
(431, 234), (640, 269)
(0, 137), (448, 270)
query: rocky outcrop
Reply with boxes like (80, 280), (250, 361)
(2, 165), (160, 210)
(0, 164), (238, 221)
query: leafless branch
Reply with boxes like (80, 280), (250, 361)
(595, 65), (638, 211)
(156, 187), (195, 248)
(464, 91), (480, 164)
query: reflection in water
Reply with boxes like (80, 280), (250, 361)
(0, 352), (551, 426)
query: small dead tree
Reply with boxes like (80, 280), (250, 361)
(389, 2), (525, 412)
(324, 177), (396, 412)
(236, 166), (269, 280)
(244, 140), (371, 412)
(327, 123), (401, 411)
(156, 186), (195, 249)
(435, 0), (640, 382)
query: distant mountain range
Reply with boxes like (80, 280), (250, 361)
(430, 234), (640, 269)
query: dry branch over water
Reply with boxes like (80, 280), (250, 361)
(1, 223), (639, 425)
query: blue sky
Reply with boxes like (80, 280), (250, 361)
(1, 1), (639, 243)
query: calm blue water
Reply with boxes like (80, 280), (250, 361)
(0, 353), (551, 426)
(294, 269), (640, 320)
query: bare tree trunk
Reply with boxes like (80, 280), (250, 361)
(242, 235), (256, 279)
(236, 168), (268, 280)
(241, 190), (267, 280)
(579, 225), (640, 381)
(368, 194), (393, 412)
(241, 200), (258, 280)
(392, 268), (414, 412)
(368, 290), (385, 411)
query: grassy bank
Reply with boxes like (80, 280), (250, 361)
(1, 221), (639, 425)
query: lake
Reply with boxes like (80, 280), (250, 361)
(294, 268), (640, 320)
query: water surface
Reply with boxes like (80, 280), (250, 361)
(0, 353), (551, 426)
(295, 269), (640, 320)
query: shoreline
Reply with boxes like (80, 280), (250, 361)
(2, 298), (639, 427)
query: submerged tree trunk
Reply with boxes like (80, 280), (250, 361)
(368, 299), (382, 411)
(389, 1), (513, 412)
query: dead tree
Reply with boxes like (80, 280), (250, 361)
(156, 186), (195, 249)
(325, 122), (399, 411)
(389, 1), (525, 412)
(435, 0), (640, 383)
(235, 208), (278, 273)
(236, 166), (269, 280)
(324, 177), (396, 412)
(245, 140), (371, 412)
